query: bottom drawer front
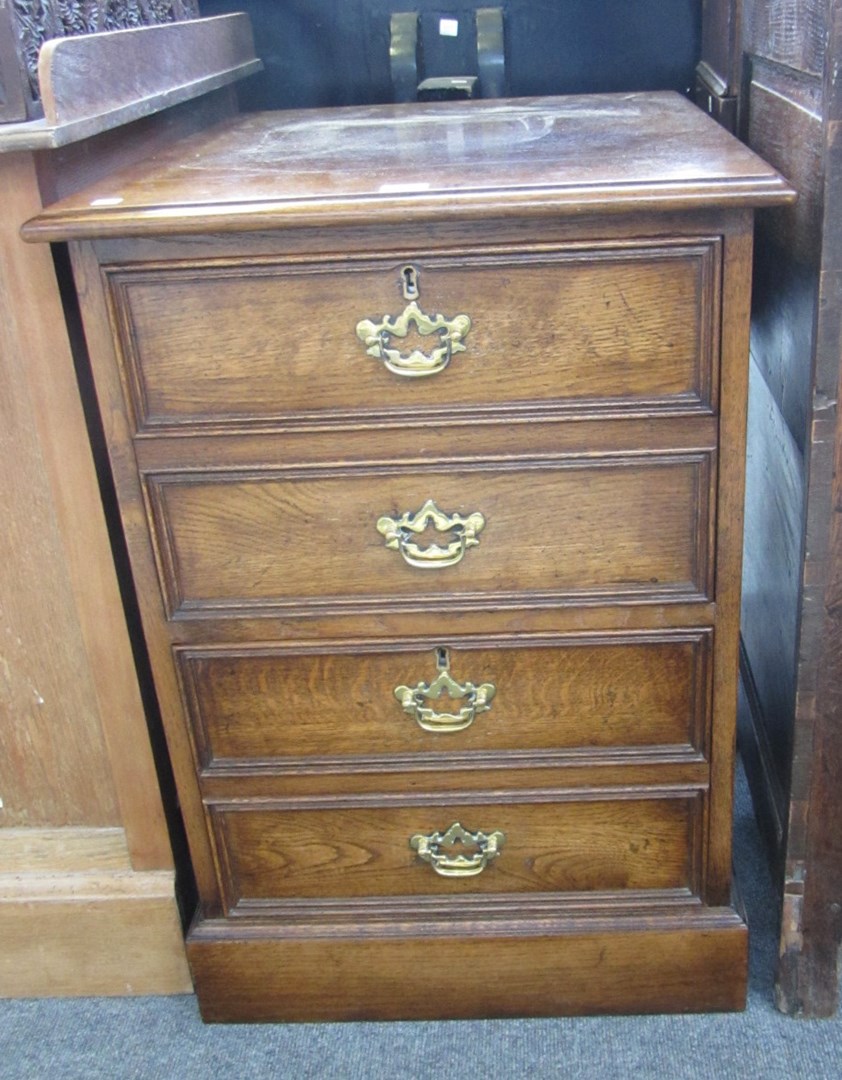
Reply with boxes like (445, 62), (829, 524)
(214, 795), (696, 908)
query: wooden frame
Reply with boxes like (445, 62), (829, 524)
(699, 0), (842, 1018)
(0, 16), (257, 998)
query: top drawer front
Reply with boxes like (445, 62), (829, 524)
(109, 241), (719, 433)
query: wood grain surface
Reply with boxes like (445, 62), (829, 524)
(213, 795), (697, 905)
(22, 92), (794, 242)
(148, 456), (711, 616)
(187, 916), (748, 1021)
(110, 243), (715, 430)
(181, 632), (708, 764)
(40, 94), (793, 1018)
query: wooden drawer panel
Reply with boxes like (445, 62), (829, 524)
(148, 456), (712, 617)
(110, 243), (718, 431)
(179, 632), (710, 766)
(212, 794), (697, 907)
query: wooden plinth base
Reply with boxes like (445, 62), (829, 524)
(0, 870), (191, 997)
(187, 904), (748, 1022)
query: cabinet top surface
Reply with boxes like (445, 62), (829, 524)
(24, 92), (794, 241)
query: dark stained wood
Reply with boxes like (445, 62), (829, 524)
(773, 0), (842, 1017)
(34, 87), (241, 206)
(700, 0), (741, 92)
(0, 2), (31, 123)
(213, 796), (698, 906)
(147, 456), (712, 617)
(109, 242), (717, 431)
(740, 363), (802, 814)
(187, 915), (748, 1022)
(180, 632), (710, 765)
(38, 15), (259, 130)
(734, 0), (842, 1017)
(22, 92), (794, 243)
(696, 0), (740, 131)
(32, 93), (791, 1019)
(746, 58), (823, 263)
(742, 0), (826, 76)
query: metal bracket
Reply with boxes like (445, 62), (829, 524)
(389, 12), (420, 104)
(476, 7), (506, 98)
(388, 7), (506, 102)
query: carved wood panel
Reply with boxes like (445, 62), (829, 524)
(0, 0), (200, 121)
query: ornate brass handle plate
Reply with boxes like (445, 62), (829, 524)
(376, 499), (485, 569)
(395, 655), (496, 733)
(410, 822), (505, 878)
(355, 300), (472, 378)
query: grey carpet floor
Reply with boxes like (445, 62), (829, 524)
(1, 765), (840, 1080)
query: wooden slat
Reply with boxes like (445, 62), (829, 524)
(0, 827), (130, 873)
(743, 0), (826, 76)
(747, 58), (823, 263)
(0, 153), (121, 829)
(0, 15), (261, 152)
(0, 151), (172, 867)
(775, 0), (842, 1017)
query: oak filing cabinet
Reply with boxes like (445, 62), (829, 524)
(25, 92), (794, 1021)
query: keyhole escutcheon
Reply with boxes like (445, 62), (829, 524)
(401, 264), (419, 300)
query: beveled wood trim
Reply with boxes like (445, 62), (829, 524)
(20, 93), (795, 245)
(190, 898), (746, 941)
(24, 176), (796, 243)
(706, 214), (755, 905)
(132, 413), (720, 468)
(38, 15), (259, 131)
(199, 761), (711, 801)
(165, 600), (720, 645)
(227, 888), (704, 924)
(0, 15), (259, 153)
(68, 239), (221, 905)
(222, 887), (701, 924)
(84, 207), (773, 265)
(205, 782), (706, 812)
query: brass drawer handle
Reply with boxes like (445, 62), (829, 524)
(355, 300), (472, 378)
(410, 822), (505, 878)
(376, 499), (485, 569)
(395, 653), (495, 733)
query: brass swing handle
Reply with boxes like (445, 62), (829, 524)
(395, 667), (496, 733)
(410, 822), (505, 878)
(355, 301), (472, 378)
(376, 499), (485, 569)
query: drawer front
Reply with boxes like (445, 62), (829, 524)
(110, 243), (718, 431)
(212, 795), (697, 908)
(148, 456), (712, 617)
(180, 632), (710, 766)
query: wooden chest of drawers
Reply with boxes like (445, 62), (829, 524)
(25, 92), (793, 1021)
